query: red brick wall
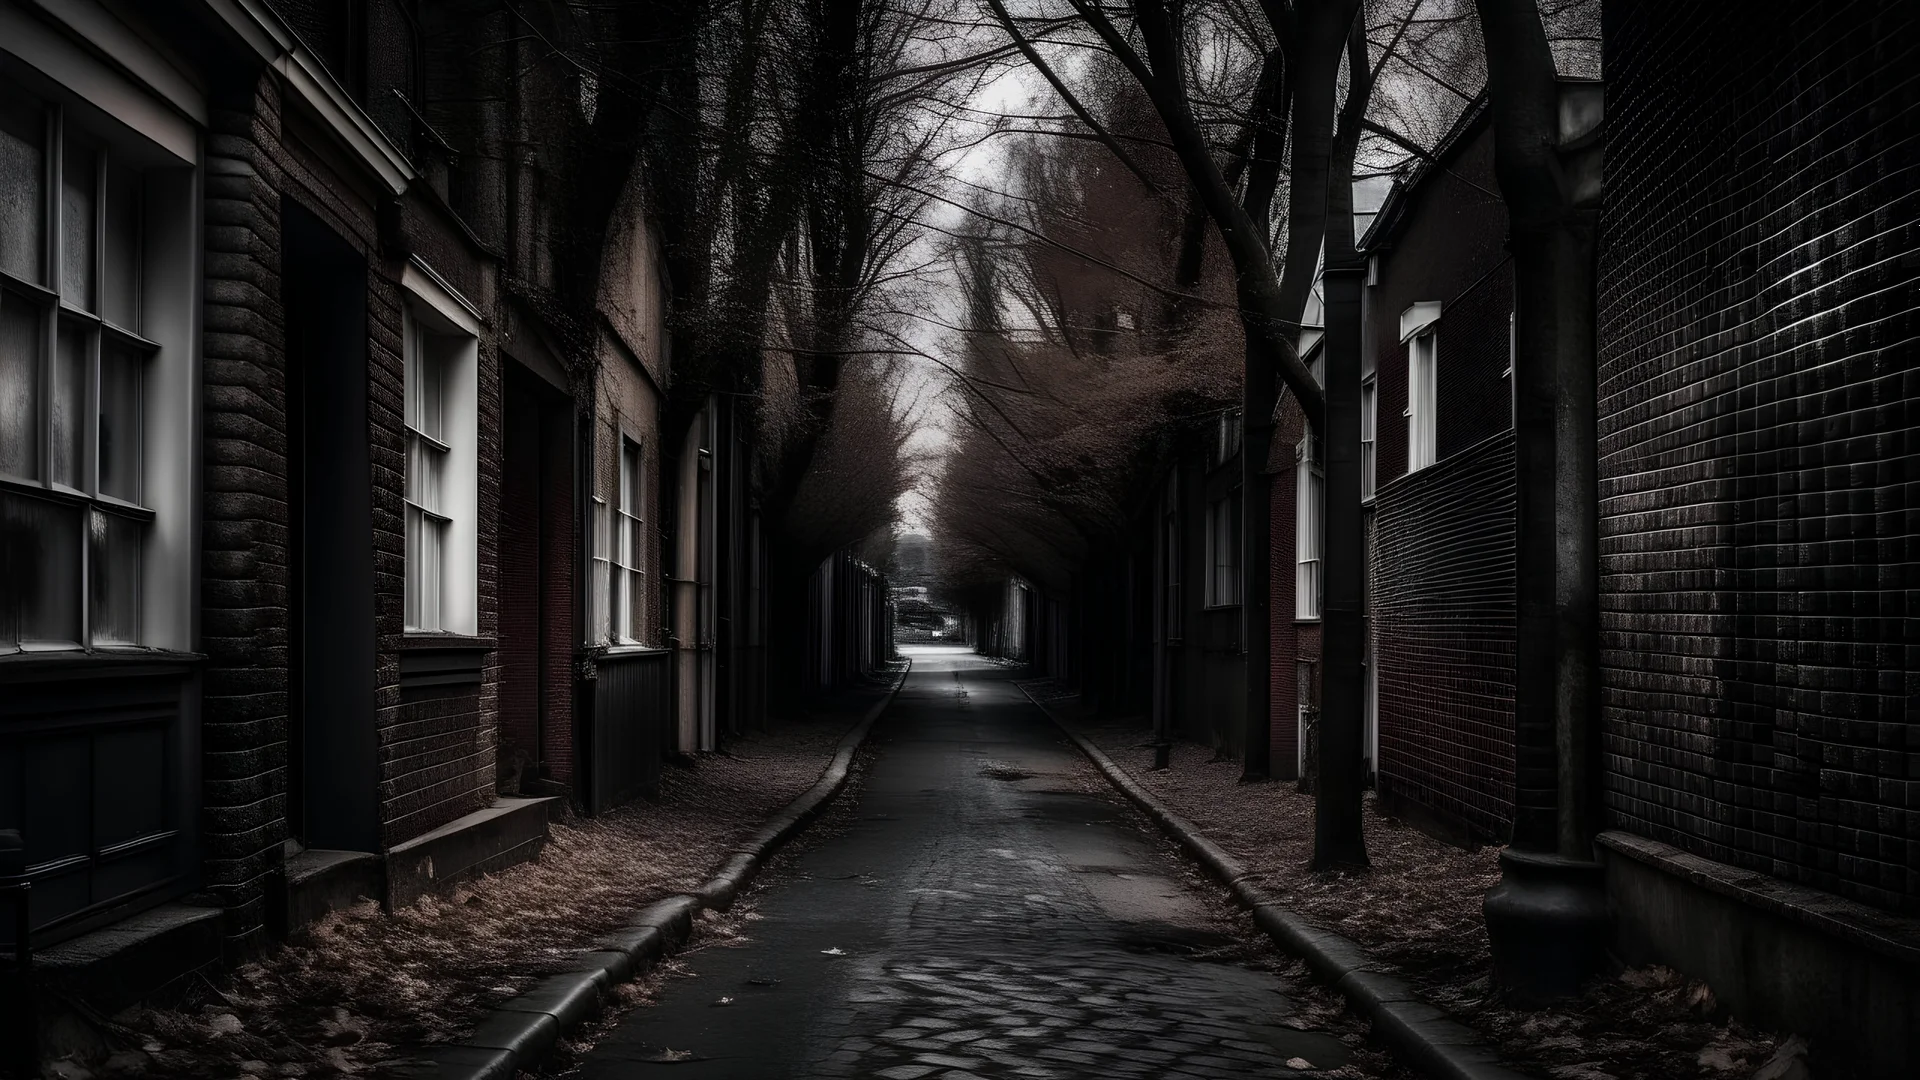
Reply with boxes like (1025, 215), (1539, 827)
(1600, 0), (1919, 912)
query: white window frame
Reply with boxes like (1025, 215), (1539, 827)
(612, 434), (646, 644)
(0, 58), (197, 655)
(587, 495), (611, 645)
(1405, 330), (1438, 473)
(401, 264), (479, 635)
(1203, 492), (1240, 608)
(1360, 375), (1377, 501)
(1295, 435), (1323, 620)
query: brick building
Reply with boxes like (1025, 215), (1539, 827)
(1354, 104), (1519, 839)
(0, 0), (897, 1019)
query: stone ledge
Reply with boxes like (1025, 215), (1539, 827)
(35, 902), (224, 1014)
(279, 848), (384, 933)
(1599, 829), (1917, 1080)
(1596, 830), (1920, 966)
(386, 798), (558, 910)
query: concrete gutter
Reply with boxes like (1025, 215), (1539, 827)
(1021, 685), (1537, 1080)
(393, 661), (912, 1080)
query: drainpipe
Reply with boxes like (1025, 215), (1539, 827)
(672, 405), (705, 755)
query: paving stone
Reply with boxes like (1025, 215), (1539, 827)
(570, 656), (1372, 1080)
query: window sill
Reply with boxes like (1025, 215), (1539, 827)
(397, 633), (495, 652)
(601, 643), (668, 657)
(0, 648), (205, 680)
(1201, 604), (1243, 612)
(1294, 616), (1323, 624)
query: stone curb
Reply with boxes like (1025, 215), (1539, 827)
(393, 661), (913, 1080)
(1019, 684), (1537, 1080)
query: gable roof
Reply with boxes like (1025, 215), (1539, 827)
(1357, 94), (1493, 254)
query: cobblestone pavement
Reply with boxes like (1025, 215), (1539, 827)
(573, 648), (1365, 1079)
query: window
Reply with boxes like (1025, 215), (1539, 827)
(1296, 435), (1323, 619)
(588, 496), (610, 644)
(1205, 491), (1239, 608)
(1, 88), (154, 652)
(1361, 376), (1377, 500)
(401, 275), (478, 634)
(612, 436), (646, 643)
(404, 312), (449, 630)
(1406, 330), (1437, 472)
(1216, 409), (1242, 465)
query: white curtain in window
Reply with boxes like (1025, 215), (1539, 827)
(1296, 439), (1322, 619)
(588, 497), (611, 644)
(614, 438), (645, 642)
(404, 313), (451, 631)
(1361, 378), (1377, 500)
(1407, 332), (1437, 472)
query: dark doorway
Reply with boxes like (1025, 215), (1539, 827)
(283, 200), (379, 852)
(498, 362), (573, 794)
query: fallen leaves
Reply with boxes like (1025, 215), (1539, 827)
(96, 715), (855, 1078)
(1059, 701), (1802, 1080)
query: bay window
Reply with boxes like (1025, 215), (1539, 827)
(1, 85), (162, 653)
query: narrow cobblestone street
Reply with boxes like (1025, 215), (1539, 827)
(572, 647), (1361, 1079)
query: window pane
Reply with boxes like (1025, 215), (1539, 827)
(89, 508), (140, 644)
(102, 158), (140, 329)
(407, 327), (445, 443)
(406, 505), (443, 631)
(0, 295), (40, 479)
(406, 433), (444, 515)
(0, 93), (44, 284)
(624, 568), (642, 642)
(100, 340), (141, 502)
(621, 439), (642, 513)
(51, 321), (86, 489)
(62, 138), (96, 310)
(0, 491), (80, 647)
(590, 499), (611, 643)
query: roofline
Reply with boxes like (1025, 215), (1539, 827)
(1357, 92), (1492, 253)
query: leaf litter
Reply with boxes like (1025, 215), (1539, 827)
(84, 712), (861, 1079)
(1030, 680), (1802, 1080)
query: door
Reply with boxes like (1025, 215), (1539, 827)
(283, 201), (378, 853)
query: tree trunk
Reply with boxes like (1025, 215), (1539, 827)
(1475, 0), (1609, 1001)
(1311, 6), (1373, 868)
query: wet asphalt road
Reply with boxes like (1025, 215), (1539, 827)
(572, 647), (1353, 1079)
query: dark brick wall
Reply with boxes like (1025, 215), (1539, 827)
(200, 64), (502, 948)
(1600, 0), (1920, 912)
(1369, 122), (1509, 485)
(1371, 432), (1517, 841)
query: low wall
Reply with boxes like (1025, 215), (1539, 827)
(1600, 830), (1919, 1080)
